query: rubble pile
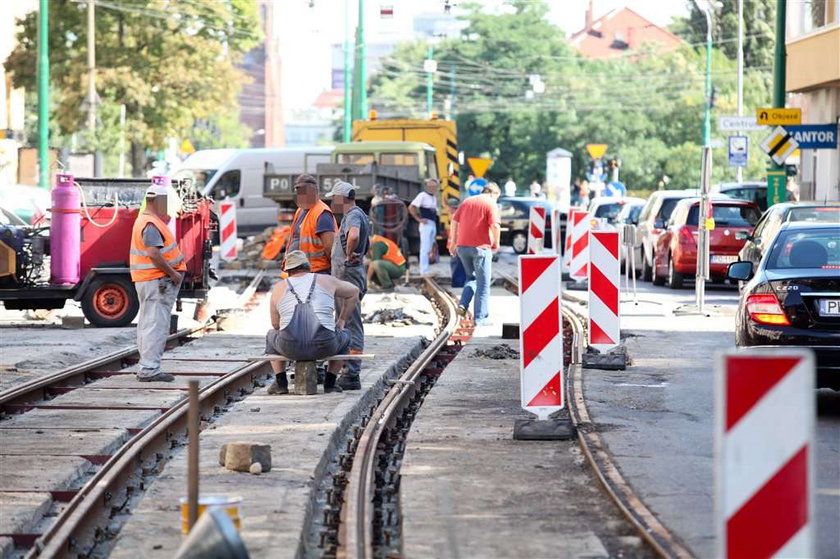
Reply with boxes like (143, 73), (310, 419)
(469, 344), (520, 360)
(364, 308), (423, 326)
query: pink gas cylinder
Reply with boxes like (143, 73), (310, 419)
(50, 173), (81, 285)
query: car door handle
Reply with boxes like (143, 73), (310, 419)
(239, 197), (245, 208)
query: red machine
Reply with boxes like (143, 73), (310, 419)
(0, 178), (214, 327)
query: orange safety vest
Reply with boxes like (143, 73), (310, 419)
(291, 201), (336, 273)
(262, 225), (291, 261)
(371, 235), (406, 266)
(130, 213), (187, 282)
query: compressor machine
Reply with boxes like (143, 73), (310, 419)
(0, 173), (214, 327)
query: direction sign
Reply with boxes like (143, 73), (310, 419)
(784, 124), (838, 149)
(467, 157), (493, 178)
(760, 126), (799, 165)
(718, 115), (764, 131)
(586, 144), (608, 159)
(728, 135), (748, 167)
(756, 107), (801, 126)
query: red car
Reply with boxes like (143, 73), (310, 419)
(653, 198), (761, 288)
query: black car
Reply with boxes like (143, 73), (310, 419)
(728, 222), (840, 389)
(497, 197), (563, 254)
(737, 201), (840, 269)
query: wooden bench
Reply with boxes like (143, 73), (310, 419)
(252, 354), (375, 395)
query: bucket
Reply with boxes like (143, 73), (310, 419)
(180, 495), (242, 535)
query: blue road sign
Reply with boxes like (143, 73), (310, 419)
(784, 124), (838, 149)
(467, 177), (487, 196)
(728, 135), (748, 167)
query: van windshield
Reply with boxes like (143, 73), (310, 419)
(172, 169), (217, 190)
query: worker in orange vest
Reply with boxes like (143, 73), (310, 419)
(129, 183), (187, 382)
(284, 174), (336, 273)
(367, 234), (407, 290)
(262, 209), (295, 261)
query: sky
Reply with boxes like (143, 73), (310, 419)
(276, 0), (690, 114)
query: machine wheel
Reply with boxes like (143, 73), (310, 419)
(81, 275), (139, 328)
(641, 248), (653, 281)
(667, 254), (684, 289)
(511, 232), (528, 254)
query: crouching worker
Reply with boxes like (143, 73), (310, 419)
(265, 250), (360, 394)
(366, 234), (406, 290)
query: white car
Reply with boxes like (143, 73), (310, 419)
(587, 196), (646, 231)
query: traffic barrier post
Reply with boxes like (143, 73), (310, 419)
(715, 349), (814, 559)
(569, 209), (589, 282)
(219, 200), (237, 262)
(587, 231), (620, 352)
(620, 223), (638, 304)
(527, 206), (546, 254)
(550, 207), (562, 256)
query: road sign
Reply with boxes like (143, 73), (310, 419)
(466, 177), (486, 196)
(756, 107), (801, 126)
(588, 231), (620, 352)
(784, 124), (838, 149)
(467, 157), (492, 178)
(715, 349), (814, 559)
(718, 115), (764, 131)
(527, 206), (546, 254)
(586, 144), (608, 159)
(760, 126), (799, 165)
(728, 135), (748, 167)
(219, 200), (237, 261)
(767, 167), (787, 205)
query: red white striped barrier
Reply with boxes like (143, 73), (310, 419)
(219, 200), (237, 261)
(715, 349), (814, 559)
(518, 255), (564, 420)
(550, 208), (562, 256)
(588, 231), (620, 351)
(527, 206), (546, 254)
(569, 209), (589, 280)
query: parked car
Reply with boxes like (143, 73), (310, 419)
(728, 222), (840, 389)
(587, 196), (646, 226)
(718, 182), (798, 211)
(636, 189), (701, 281)
(0, 185), (51, 225)
(653, 198), (760, 288)
(497, 197), (560, 254)
(615, 200), (646, 272)
(738, 201), (840, 269)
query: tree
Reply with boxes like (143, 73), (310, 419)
(5, 0), (261, 175)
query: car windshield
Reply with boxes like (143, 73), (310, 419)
(786, 206), (840, 223)
(594, 203), (623, 222)
(687, 204), (760, 227)
(766, 228), (840, 269)
(172, 168), (217, 190)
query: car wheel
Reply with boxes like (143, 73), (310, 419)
(667, 254), (684, 289)
(511, 232), (528, 254)
(81, 275), (139, 327)
(642, 248), (653, 282)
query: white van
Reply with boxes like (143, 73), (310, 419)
(171, 147), (333, 235)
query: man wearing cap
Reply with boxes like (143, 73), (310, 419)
(285, 174), (337, 274)
(265, 250), (360, 394)
(327, 181), (370, 391)
(129, 182), (187, 382)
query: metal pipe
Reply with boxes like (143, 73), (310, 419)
(773, 0), (787, 108)
(37, 0), (49, 189)
(736, 0), (744, 183)
(343, 0), (352, 141)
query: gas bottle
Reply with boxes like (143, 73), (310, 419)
(50, 173), (81, 285)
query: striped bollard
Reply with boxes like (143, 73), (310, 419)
(219, 200), (238, 262)
(569, 209), (589, 282)
(527, 206), (546, 254)
(562, 210), (575, 275)
(588, 231), (620, 351)
(550, 207), (562, 256)
(716, 349), (814, 559)
(514, 254), (574, 440)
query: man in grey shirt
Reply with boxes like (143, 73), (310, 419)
(327, 181), (370, 390)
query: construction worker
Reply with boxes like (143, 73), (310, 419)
(285, 174), (336, 273)
(261, 209), (294, 261)
(129, 183), (187, 382)
(327, 181), (370, 391)
(265, 250), (360, 394)
(367, 234), (406, 290)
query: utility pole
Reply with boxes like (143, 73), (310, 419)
(735, 0), (744, 183)
(37, 0), (49, 188)
(351, 0), (367, 121)
(768, 0), (787, 203)
(426, 45), (434, 117)
(702, 6), (712, 148)
(343, 0), (352, 141)
(87, 0), (101, 176)
(694, 0), (714, 314)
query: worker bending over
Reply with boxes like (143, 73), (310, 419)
(261, 208), (295, 261)
(327, 181), (370, 391)
(367, 234), (406, 290)
(286, 174), (337, 273)
(129, 183), (187, 382)
(266, 251), (360, 394)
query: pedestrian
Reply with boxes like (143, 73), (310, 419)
(529, 179), (542, 198)
(367, 233), (407, 290)
(327, 181), (370, 391)
(504, 177), (517, 197)
(130, 182), (188, 382)
(285, 174), (337, 274)
(578, 180), (590, 209)
(408, 178), (439, 276)
(447, 182), (501, 325)
(265, 250), (360, 395)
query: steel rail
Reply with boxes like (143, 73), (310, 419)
(338, 277), (458, 559)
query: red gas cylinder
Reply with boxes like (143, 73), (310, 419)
(50, 173), (81, 285)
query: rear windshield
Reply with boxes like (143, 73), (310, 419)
(687, 204), (760, 227)
(787, 206), (840, 223)
(766, 228), (840, 269)
(594, 203), (622, 222)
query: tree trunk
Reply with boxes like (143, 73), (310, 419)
(130, 141), (147, 177)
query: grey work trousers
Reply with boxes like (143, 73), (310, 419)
(135, 277), (181, 378)
(334, 263), (366, 377)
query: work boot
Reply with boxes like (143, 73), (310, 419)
(137, 372), (175, 382)
(317, 364), (327, 385)
(337, 374), (362, 391)
(267, 373), (289, 395)
(324, 372), (343, 394)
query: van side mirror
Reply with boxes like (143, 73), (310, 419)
(735, 231), (750, 241)
(727, 261), (753, 281)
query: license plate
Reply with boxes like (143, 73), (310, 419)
(710, 255), (738, 264)
(819, 299), (840, 317)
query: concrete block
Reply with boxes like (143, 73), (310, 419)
(582, 345), (628, 370)
(294, 361), (318, 395)
(219, 442), (272, 473)
(565, 280), (588, 291)
(513, 418), (576, 440)
(61, 316), (85, 329)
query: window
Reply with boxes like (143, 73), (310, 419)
(594, 203), (623, 222)
(337, 153), (375, 165)
(498, 201), (527, 219)
(380, 152), (418, 166)
(657, 198), (682, 223)
(425, 152), (439, 179)
(211, 170), (241, 200)
(686, 204), (761, 227)
(766, 228), (840, 269)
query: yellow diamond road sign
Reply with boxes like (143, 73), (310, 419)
(756, 108), (801, 126)
(586, 144), (608, 159)
(760, 126), (799, 165)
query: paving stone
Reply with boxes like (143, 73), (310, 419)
(0, 491), (52, 534)
(0, 428), (128, 456)
(0, 456), (92, 491)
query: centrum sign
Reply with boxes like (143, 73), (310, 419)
(784, 124), (838, 149)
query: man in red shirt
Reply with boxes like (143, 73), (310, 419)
(447, 182), (501, 325)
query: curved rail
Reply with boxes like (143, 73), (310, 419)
(338, 277), (459, 559)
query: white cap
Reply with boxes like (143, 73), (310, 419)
(145, 183), (170, 197)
